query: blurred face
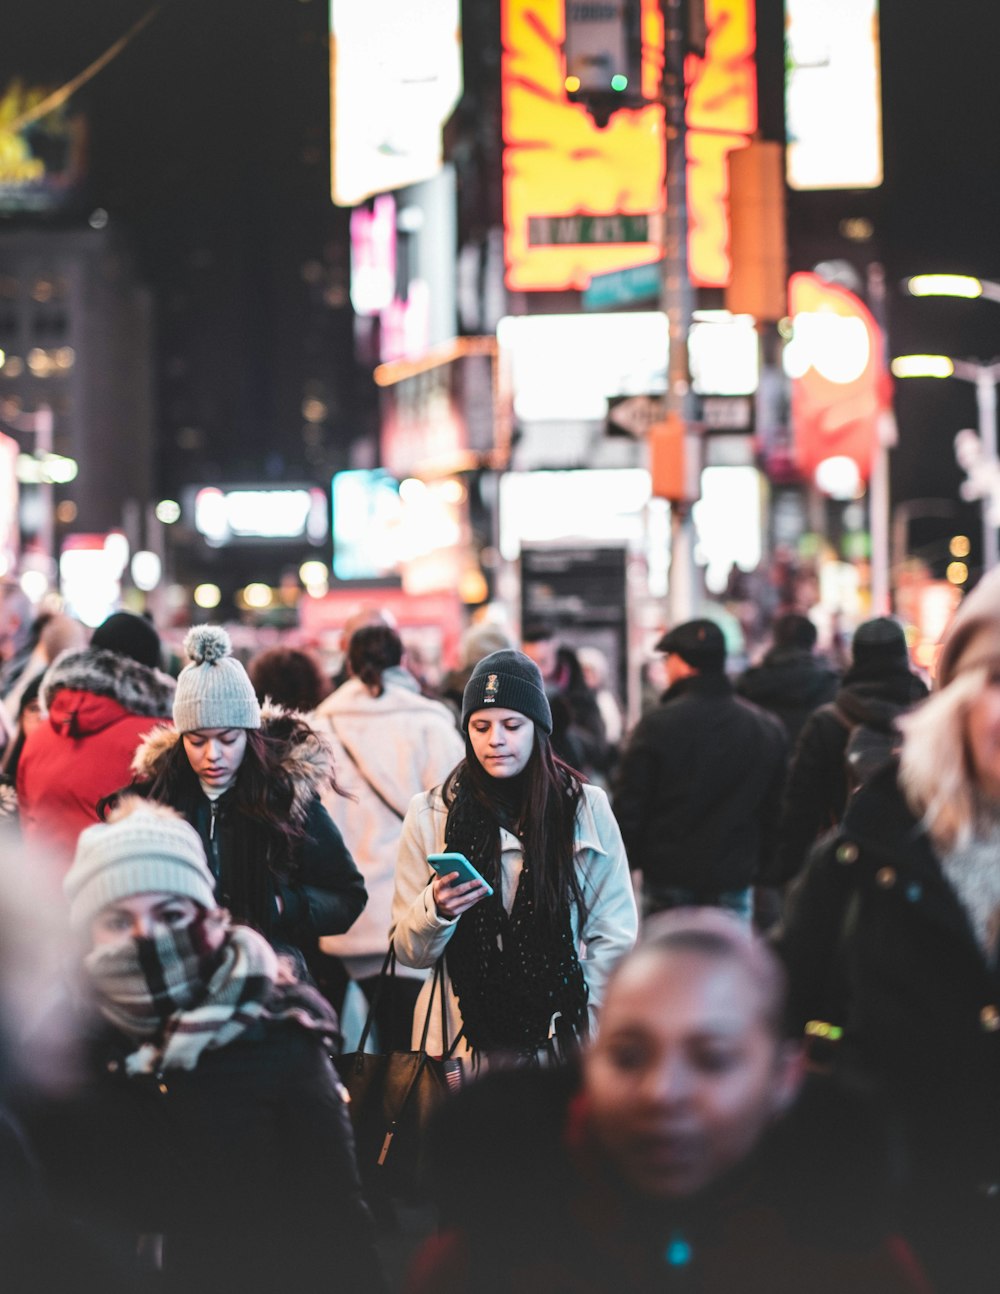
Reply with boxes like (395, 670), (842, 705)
(966, 679), (1000, 800)
(584, 949), (801, 1199)
(468, 707), (535, 778)
(20, 697), (43, 739)
(664, 652), (696, 687)
(523, 638), (557, 681)
(182, 728), (248, 791)
(91, 892), (205, 948)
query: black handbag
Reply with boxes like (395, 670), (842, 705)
(336, 947), (462, 1197)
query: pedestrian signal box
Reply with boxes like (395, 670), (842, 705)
(563, 0), (645, 125)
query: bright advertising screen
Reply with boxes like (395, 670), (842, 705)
(501, 0), (756, 291)
(329, 0), (463, 207)
(785, 0), (883, 190)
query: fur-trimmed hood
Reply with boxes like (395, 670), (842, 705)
(41, 647), (176, 736)
(131, 704), (335, 823)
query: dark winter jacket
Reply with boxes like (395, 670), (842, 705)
(408, 1064), (927, 1294)
(612, 673), (788, 894)
(17, 648), (175, 863)
(771, 664), (928, 884)
(735, 646), (839, 745)
(124, 716), (367, 956)
(777, 764), (1000, 1291)
(25, 985), (385, 1294)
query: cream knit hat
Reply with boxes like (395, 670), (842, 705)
(65, 799), (217, 930)
(173, 625), (261, 733)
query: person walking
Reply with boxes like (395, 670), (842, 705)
(777, 569), (1000, 1293)
(390, 649), (637, 1063)
(407, 909), (929, 1294)
(771, 616), (928, 886)
(119, 625), (367, 968)
(17, 611), (175, 863)
(311, 623), (465, 1049)
(29, 797), (385, 1294)
(735, 611), (839, 746)
(613, 619), (787, 921)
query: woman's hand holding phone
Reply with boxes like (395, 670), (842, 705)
(432, 870), (491, 919)
(427, 853), (492, 919)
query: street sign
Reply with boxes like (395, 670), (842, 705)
(607, 395), (668, 437)
(583, 259), (663, 310)
(700, 396), (753, 431)
(527, 213), (650, 246)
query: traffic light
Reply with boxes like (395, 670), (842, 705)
(563, 0), (645, 126)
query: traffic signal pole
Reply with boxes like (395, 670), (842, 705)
(660, 0), (700, 624)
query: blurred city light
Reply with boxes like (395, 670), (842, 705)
(130, 550), (161, 591)
(193, 583), (221, 610)
(155, 499), (181, 524)
(241, 583), (272, 609)
(19, 569), (49, 602)
(950, 534), (972, 557)
(891, 354), (955, 379)
(906, 274), (983, 299)
(814, 455), (864, 500)
(299, 560), (328, 586)
(947, 561), (969, 585)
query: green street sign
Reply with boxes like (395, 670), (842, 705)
(528, 212), (651, 246)
(583, 259), (662, 309)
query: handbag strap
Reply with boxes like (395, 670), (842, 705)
(355, 943), (454, 1057)
(327, 716), (406, 821)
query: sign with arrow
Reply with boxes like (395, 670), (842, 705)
(606, 395), (668, 437)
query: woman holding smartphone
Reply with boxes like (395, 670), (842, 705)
(390, 649), (638, 1063)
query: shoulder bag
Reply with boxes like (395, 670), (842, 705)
(335, 945), (463, 1198)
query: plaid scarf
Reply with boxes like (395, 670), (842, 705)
(84, 921), (332, 1074)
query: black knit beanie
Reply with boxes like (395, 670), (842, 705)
(91, 611), (162, 670)
(461, 649), (553, 734)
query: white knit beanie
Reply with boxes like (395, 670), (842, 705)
(65, 800), (217, 930)
(173, 625), (261, 733)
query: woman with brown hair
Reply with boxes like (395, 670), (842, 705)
(111, 626), (367, 968)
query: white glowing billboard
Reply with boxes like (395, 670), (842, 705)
(785, 0), (883, 190)
(329, 0), (463, 207)
(497, 312), (668, 422)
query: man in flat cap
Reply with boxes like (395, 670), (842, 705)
(612, 619), (788, 922)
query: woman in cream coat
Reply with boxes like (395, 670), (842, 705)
(391, 649), (637, 1061)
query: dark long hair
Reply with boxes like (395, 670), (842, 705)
(442, 727), (588, 931)
(145, 714), (340, 881)
(349, 624), (403, 697)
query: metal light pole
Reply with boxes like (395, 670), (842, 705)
(660, 0), (699, 624)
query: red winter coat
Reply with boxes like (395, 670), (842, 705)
(17, 647), (175, 865)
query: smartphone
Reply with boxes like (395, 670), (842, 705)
(427, 852), (494, 897)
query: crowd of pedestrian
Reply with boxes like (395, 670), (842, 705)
(0, 578), (997, 1290)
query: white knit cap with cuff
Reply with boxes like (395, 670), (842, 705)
(173, 625), (261, 733)
(65, 801), (217, 930)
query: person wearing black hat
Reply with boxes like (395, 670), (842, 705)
(771, 616), (928, 887)
(16, 611), (176, 863)
(390, 648), (638, 1063)
(612, 619), (788, 921)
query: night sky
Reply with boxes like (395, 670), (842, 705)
(5, 0), (1000, 571)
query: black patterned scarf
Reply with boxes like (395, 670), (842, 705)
(84, 917), (336, 1074)
(443, 776), (588, 1058)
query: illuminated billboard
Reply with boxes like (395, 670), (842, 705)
(0, 79), (88, 215)
(191, 487), (328, 546)
(501, 0), (756, 291)
(785, 0), (883, 190)
(329, 0), (463, 207)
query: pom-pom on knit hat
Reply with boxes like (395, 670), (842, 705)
(173, 625), (261, 734)
(461, 648), (553, 734)
(65, 798), (217, 930)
